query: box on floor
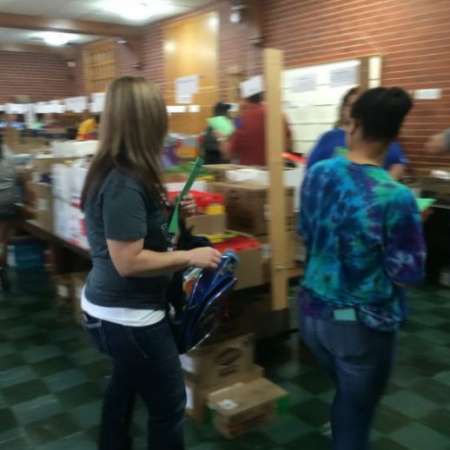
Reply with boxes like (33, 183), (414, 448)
(180, 334), (255, 388)
(207, 378), (287, 439)
(185, 365), (264, 423)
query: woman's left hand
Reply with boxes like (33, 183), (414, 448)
(180, 195), (197, 218)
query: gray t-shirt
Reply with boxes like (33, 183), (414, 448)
(84, 169), (171, 309)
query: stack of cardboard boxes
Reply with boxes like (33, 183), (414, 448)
(182, 333), (287, 437)
(30, 153), (89, 249)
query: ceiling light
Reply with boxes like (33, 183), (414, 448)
(99, 0), (177, 23)
(208, 15), (219, 31)
(164, 41), (176, 53)
(230, 11), (241, 24)
(38, 32), (77, 47)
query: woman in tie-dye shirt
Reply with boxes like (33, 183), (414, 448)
(298, 87), (426, 450)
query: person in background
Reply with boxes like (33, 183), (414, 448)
(227, 89), (292, 166)
(5, 114), (25, 130)
(30, 113), (45, 132)
(77, 111), (99, 140)
(426, 128), (450, 153)
(307, 87), (409, 180)
(298, 87), (425, 450)
(201, 102), (235, 164)
(0, 112), (6, 129)
(80, 76), (221, 450)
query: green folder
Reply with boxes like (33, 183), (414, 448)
(168, 157), (204, 235)
(416, 198), (436, 212)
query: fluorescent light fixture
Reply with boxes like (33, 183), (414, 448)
(99, 0), (177, 22)
(38, 32), (77, 47)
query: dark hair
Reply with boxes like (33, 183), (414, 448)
(342, 87), (360, 108)
(351, 87), (413, 143)
(247, 92), (263, 104)
(213, 102), (231, 117)
(335, 86), (360, 128)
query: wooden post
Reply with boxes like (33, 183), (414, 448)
(264, 48), (289, 311)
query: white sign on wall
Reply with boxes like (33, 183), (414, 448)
(175, 75), (199, 104)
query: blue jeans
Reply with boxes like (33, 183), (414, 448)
(82, 313), (186, 450)
(299, 304), (396, 450)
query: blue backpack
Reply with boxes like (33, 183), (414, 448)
(169, 251), (238, 354)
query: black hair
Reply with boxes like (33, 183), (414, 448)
(213, 102), (231, 117)
(342, 87), (360, 108)
(351, 87), (413, 143)
(247, 92), (263, 104)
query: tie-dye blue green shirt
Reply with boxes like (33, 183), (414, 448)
(299, 156), (426, 329)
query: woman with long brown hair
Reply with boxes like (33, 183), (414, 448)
(81, 77), (221, 450)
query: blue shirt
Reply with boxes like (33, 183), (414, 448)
(299, 157), (425, 330)
(306, 128), (408, 171)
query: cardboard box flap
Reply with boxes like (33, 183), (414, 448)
(207, 378), (287, 418)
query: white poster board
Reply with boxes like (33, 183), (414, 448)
(283, 60), (361, 155)
(175, 75), (199, 104)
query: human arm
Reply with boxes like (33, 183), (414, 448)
(107, 240), (221, 278)
(385, 142), (408, 180)
(103, 182), (221, 278)
(306, 131), (335, 169)
(383, 189), (426, 285)
(425, 129), (450, 154)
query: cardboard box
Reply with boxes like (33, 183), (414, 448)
(185, 364), (264, 423)
(180, 334), (254, 388)
(208, 378), (287, 438)
(209, 182), (294, 236)
(234, 247), (264, 290)
(32, 182), (54, 231)
(186, 214), (226, 236)
(211, 291), (271, 341)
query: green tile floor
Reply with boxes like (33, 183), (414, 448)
(1, 272), (450, 449)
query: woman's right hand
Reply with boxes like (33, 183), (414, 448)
(188, 247), (222, 269)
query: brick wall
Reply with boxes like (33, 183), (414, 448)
(263, 0), (450, 172)
(0, 50), (74, 103)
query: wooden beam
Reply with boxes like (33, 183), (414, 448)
(264, 48), (289, 312)
(0, 13), (141, 38)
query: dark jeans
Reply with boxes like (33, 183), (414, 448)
(82, 313), (186, 450)
(299, 309), (396, 450)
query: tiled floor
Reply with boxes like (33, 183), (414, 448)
(1, 271), (450, 449)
